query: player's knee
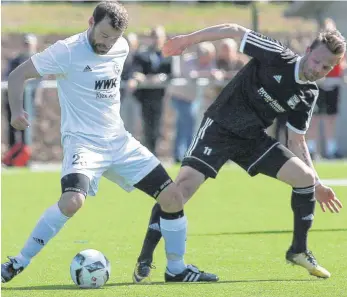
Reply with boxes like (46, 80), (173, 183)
(277, 158), (316, 188)
(175, 166), (205, 203)
(157, 183), (183, 213)
(294, 167), (315, 188)
(176, 175), (195, 202)
(300, 168), (315, 186)
(58, 192), (85, 217)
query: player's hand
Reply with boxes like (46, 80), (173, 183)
(211, 69), (224, 81)
(149, 73), (168, 84)
(315, 184), (343, 213)
(126, 78), (138, 92)
(162, 35), (191, 57)
(133, 72), (146, 83)
(11, 110), (30, 130)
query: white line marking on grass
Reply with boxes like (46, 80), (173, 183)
(321, 179), (347, 187)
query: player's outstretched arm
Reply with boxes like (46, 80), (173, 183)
(287, 129), (343, 213)
(162, 23), (248, 57)
(8, 59), (41, 130)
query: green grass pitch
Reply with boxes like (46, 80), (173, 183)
(1, 162), (346, 297)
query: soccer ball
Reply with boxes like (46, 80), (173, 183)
(70, 249), (111, 289)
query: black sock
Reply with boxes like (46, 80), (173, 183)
(137, 203), (162, 263)
(290, 185), (316, 253)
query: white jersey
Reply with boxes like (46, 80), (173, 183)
(31, 30), (129, 139)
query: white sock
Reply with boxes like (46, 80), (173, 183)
(14, 203), (69, 268)
(326, 139), (337, 157)
(307, 140), (317, 154)
(160, 216), (187, 274)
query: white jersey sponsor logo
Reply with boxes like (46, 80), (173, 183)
(257, 87), (285, 112)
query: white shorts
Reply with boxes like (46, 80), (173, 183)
(61, 133), (160, 196)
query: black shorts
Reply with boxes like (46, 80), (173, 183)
(315, 87), (339, 115)
(182, 116), (295, 179)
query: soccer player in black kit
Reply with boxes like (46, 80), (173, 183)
(133, 24), (345, 283)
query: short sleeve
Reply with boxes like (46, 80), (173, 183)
(31, 41), (71, 76)
(286, 92), (318, 134)
(239, 30), (289, 65)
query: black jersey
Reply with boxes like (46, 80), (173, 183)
(206, 30), (319, 138)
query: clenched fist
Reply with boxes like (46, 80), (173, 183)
(162, 35), (191, 57)
(11, 110), (30, 130)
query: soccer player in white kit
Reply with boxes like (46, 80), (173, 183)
(1, 1), (217, 284)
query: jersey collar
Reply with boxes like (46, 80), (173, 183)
(84, 30), (94, 53)
(295, 56), (309, 84)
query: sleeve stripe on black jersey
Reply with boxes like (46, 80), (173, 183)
(247, 36), (284, 52)
(247, 37), (284, 51)
(246, 40), (283, 53)
(248, 32), (284, 50)
(246, 32), (284, 52)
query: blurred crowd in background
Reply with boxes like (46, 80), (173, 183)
(1, 17), (346, 166)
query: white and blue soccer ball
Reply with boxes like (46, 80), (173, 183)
(70, 249), (111, 289)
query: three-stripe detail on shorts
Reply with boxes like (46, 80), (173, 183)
(186, 117), (213, 157)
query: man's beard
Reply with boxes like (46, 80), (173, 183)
(91, 41), (109, 55)
(88, 30), (109, 54)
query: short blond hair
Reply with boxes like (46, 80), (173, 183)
(197, 42), (216, 56)
(220, 38), (237, 51)
(310, 29), (346, 55)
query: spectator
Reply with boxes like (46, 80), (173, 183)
(168, 42), (223, 162)
(4, 34), (38, 147)
(214, 39), (247, 119)
(216, 38), (246, 79)
(190, 42), (223, 80)
(133, 26), (172, 155)
(120, 32), (141, 135)
(2, 33), (38, 167)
